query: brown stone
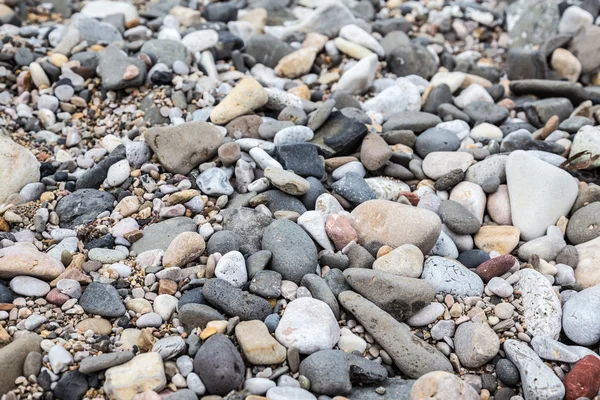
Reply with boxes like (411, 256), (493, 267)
(158, 279), (177, 295)
(50, 267), (92, 287)
(474, 225), (520, 255)
(45, 288), (70, 305)
(360, 132), (392, 171)
(225, 115), (262, 139)
(218, 142), (242, 166)
(0, 243), (65, 280)
(0, 334), (42, 394)
(564, 355), (600, 400)
(124, 230), (143, 243)
(76, 318), (113, 335)
(325, 156), (359, 172)
(0, 216), (9, 232)
(475, 255), (516, 283)
(235, 320), (286, 365)
(162, 232), (205, 268)
(137, 328), (156, 353)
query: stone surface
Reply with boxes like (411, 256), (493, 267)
(192, 334), (244, 395)
(410, 371), (479, 400)
(421, 257), (484, 297)
(350, 200), (442, 254)
(104, 353), (166, 399)
(506, 150), (578, 241)
(235, 320), (286, 365)
(0, 243), (65, 280)
(0, 135), (40, 204)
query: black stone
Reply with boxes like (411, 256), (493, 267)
(462, 101), (509, 125)
(383, 111), (442, 133)
(387, 44), (437, 79)
(203, 2), (238, 23)
(260, 189), (307, 214)
(203, 278), (272, 320)
(276, 143), (325, 178)
(423, 84), (453, 114)
(495, 358), (520, 386)
(246, 35), (293, 68)
(414, 128), (461, 158)
(54, 371), (89, 400)
(457, 249), (490, 269)
(55, 189), (115, 229)
(78, 283), (126, 317)
(0, 282), (14, 303)
(311, 112), (368, 157)
(193, 334), (244, 395)
(206, 230), (241, 255)
(178, 287), (208, 309)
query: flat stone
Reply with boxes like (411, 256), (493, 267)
(203, 278), (271, 321)
(131, 217), (197, 254)
(422, 256), (484, 297)
(410, 371), (479, 400)
(56, 189), (115, 229)
(506, 150), (578, 241)
(0, 335), (42, 394)
(235, 320), (286, 365)
(0, 243), (65, 280)
(343, 268), (434, 321)
(78, 282), (126, 318)
(104, 353), (166, 400)
(338, 291), (452, 378)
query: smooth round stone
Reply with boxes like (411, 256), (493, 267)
(362, 80), (421, 120)
(79, 282), (126, 317)
(153, 294), (178, 321)
(494, 303), (515, 320)
(244, 377), (276, 395)
(430, 320), (456, 341)
(429, 230), (459, 259)
(162, 231), (205, 269)
(372, 243), (424, 278)
(266, 387), (316, 400)
(567, 202), (600, 245)
(422, 151), (474, 180)
(57, 279), (82, 298)
(495, 358), (520, 386)
(562, 291), (600, 346)
(487, 277), (513, 298)
(106, 159), (131, 187)
(10, 276), (51, 297)
(196, 168), (234, 196)
(332, 161), (366, 180)
(462, 101), (509, 125)
(264, 168), (310, 196)
(273, 126), (314, 146)
(215, 250), (247, 287)
(410, 371), (479, 399)
(275, 297), (340, 354)
(48, 345), (74, 373)
(414, 128), (460, 158)
(450, 181), (486, 223)
(337, 331), (367, 353)
(470, 122), (503, 140)
(455, 321), (500, 368)
(136, 312), (163, 328)
(439, 200), (481, 235)
(454, 84), (494, 108)
(405, 302), (445, 327)
(506, 150), (578, 241)
(76, 318), (112, 335)
(486, 184), (512, 225)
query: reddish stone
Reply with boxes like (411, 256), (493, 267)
(564, 355), (600, 400)
(45, 288), (70, 306)
(475, 254), (516, 282)
(325, 214), (358, 251)
(398, 191), (419, 206)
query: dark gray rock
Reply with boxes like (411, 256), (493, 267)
(262, 219), (318, 284)
(495, 358), (520, 386)
(566, 202), (600, 245)
(387, 44), (437, 79)
(438, 104), (471, 122)
(178, 287), (207, 309)
(79, 351), (135, 374)
(299, 350), (352, 395)
(509, 79), (600, 106)
(383, 111), (442, 133)
(414, 128), (460, 158)
(311, 112), (368, 157)
(246, 35), (293, 68)
(423, 84), (453, 114)
(206, 230), (241, 255)
(247, 250), (272, 278)
(331, 172), (376, 205)
(130, 217), (197, 254)
(556, 245), (578, 268)
(78, 283), (126, 317)
(507, 48), (548, 80)
(434, 169), (465, 191)
(373, 17), (411, 35)
(249, 270), (282, 298)
(301, 274), (340, 318)
(222, 207), (273, 256)
(276, 143), (325, 178)
(343, 268), (435, 322)
(347, 244), (375, 270)
(55, 189), (115, 229)
(439, 200), (481, 235)
(178, 303), (226, 331)
(300, 177), (327, 210)
(523, 98), (574, 128)
(23, 351), (42, 378)
(193, 334), (244, 396)
(53, 371), (89, 400)
(0, 282), (14, 303)
(457, 249), (490, 269)
(558, 116), (593, 133)
(462, 101), (509, 125)
(260, 190), (307, 214)
(203, 278), (272, 320)
(325, 268), (351, 297)
(204, 1), (238, 22)
(320, 251), (350, 271)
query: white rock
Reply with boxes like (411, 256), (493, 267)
(422, 151), (474, 180)
(215, 250), (248, 286)
(504, 340), (565, 400)
(298, 211), (334, 251)
(181, 30), (219, 54)
(80, 1), (138, 22)
(470, 123), (503, 140)
(570, 125), (600, 169)
(514, 269), (562, 340)
(106, 159), (130, 187)
(559, 6), (593, 35)
(454, 84), (493, 109)
(274, 126), (314, 146)
(153, 294), (179, 321)
(365, 177), (409, 201)
(339, 24), (385, 57)
(335, 54), (378, 95)
(449, 181), (486, 223)
(104, 353), (166, 398)
(275, 297), (340, 354)
(430, 71), (466, 93)
(48, 345), (73, 373)
(405, 302), (445, 327)
(0, 135), (40, 204)
(362, 79), (421, 120)
(506, 150), (578, 241)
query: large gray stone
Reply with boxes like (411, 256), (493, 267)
(131, 217), (197, 254)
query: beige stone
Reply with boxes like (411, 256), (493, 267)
(264, 168), (310, 196)
(0, 134), (40, 204)
(410, 372), (479, 400)
(350, 200), (442, 254)
(275, 47), (318, 79)
(104, 353), (166, 400)
(210, 78), (268, 125)
(76, 318), (112, 335)
(235, 320), (286, 365)
(575, 236), (600, 288)
(334, 37), (373, 59)
(126, 298), (153, 314)
(486, 185), (512, 225)
(474, 225), (520, 255)
(373, 243), (424, 278)
(162, 232), (206, 268)
(0, 242), (65, 280)
(551, 48), (582, 83)
(118, 329), (142, 350)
